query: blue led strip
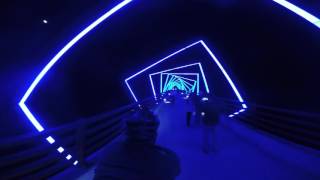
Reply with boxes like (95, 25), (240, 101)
(126, 40), (247, 117)
(160, 73), (163, 93)
(149, 63), (208, 98)
(163, 75), (178, 92)
(197, 73), (200, 94)
(163, 73), (199, 86)
(162, 74), (197, 93)
(168, 75), (197, 91)
(165, 73), (199, 81)
(170, 74), (198, 93)
(18, 0), (133, 164)
(149, 75), (157, 98)
(149, 63), (202, 97)
(162, 75), (170, 93)
(125, 41), (202, 102)
(273, 0), (320, 29)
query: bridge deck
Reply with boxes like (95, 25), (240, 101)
(155, 97), (319, 180)
(53, 97), (320, 180)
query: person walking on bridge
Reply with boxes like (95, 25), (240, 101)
(196, 95), (221, 154)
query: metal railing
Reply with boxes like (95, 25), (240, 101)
(215, 96), (320, 150)
(1, 95), (319, 178)
(0, 98), (155, 179)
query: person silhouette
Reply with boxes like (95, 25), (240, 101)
(197, 95), (221, 153)
(94, 107), (180, 180)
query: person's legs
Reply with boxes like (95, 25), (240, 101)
(203, 124), (217, 153)
(186, 112), (191, 127)
(196, 111), (202, 126)
(202, 125), (210, 153)
(208, 126), (216, 152)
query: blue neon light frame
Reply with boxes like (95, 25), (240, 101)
(125, 40), (247, 117)
(273, 0), (320, 29)
(162, 74), (198, 94)
(18, 0), (133, 164)
(126, 40), (246, 108)
(149, 63), (206, 97)
(16, 0), (316, 162)
(159, 73), (199, 95)
(148, 63), (207, 99)
(163, 74), (199, 93)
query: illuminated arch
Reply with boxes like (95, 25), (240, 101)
(149, 63), (207, 97)
(18, 0), (318, 164)
(162, 74), (198, 93)
(18, 0), (133, 164)
(273, 0), (320, 29)
(125, 40), (248, 117)
(161, 73), (199, 94)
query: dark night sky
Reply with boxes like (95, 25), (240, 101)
(0, 0), (319, 137)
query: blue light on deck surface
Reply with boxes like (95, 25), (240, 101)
(273, 0), (320, 29)
(18, 0), (132, 163)
(201, 97), (209, 101)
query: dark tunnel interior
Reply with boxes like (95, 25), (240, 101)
(0, 0), (320, 179)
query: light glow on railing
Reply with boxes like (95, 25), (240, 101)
(57, 147), (64, 153)
(242, 104), (248, 109)
(46, 136), (55, 144)
(66, 154), (72, 160)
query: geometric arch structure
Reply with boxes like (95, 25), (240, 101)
(162, 73), (199, 94)
(16, 0), (316, 165)
(126, 40), (247, 107)
(18, 0), (133, 165)
(125, 40), (248, 117)
(149, 62), (208, 98)
(161, 73), (199, 94)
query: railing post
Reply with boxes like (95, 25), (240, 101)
(75, 118), (88, 167)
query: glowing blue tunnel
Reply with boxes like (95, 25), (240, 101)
(161, 73), (199, 94)
(17, 0), (319, 166)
